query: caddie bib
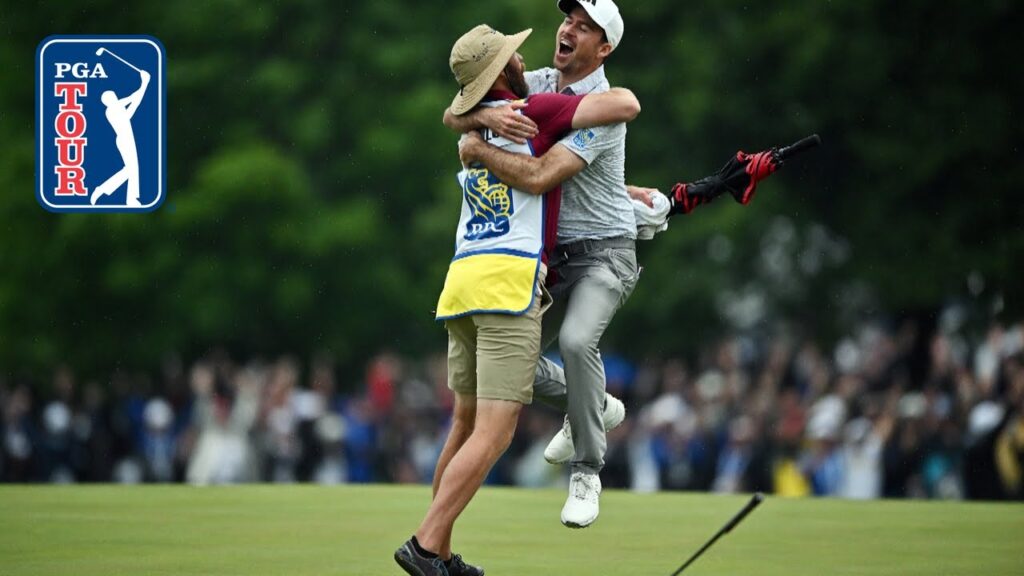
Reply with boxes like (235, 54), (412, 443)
(436, 99), (544, 319)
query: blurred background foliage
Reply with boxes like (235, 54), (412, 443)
(0, 0), (1020, 381)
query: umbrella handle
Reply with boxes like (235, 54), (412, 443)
(776, 134), (821, 161)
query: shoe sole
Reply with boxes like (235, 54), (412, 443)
(544, 399), (627, 465)
(544, 451), (571, 465)
(394, 551), (429, 576)
(603, 397), (626, 431)
(560, 515), (598, 529)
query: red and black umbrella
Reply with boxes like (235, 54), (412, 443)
(668, 134), (821, 216)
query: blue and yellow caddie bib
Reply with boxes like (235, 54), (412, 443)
(436, 100), (544, 320)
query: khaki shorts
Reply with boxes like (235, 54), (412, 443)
(445, 270), (551, 404)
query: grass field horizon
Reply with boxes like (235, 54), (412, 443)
(1, 484), (1021, 575)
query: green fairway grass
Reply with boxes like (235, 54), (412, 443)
(1, 485), (1021, 575)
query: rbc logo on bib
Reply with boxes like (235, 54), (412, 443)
(463, 168), (514, 241)
(36, 36), (165, 212)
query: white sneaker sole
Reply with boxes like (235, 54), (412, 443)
(544, 395), (627, 465)
(544, 440), (571, 465)
(602, 395), (626, 431)
(561, 503), (599, 528)
(560, 514), (598, 529)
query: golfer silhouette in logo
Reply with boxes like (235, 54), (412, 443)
(90, 67), (150, 207)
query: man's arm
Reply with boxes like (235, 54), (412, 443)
(460, 132), (586, 196)
(443, 102), (538, 144)
(457, 89), (640, 196)
(123, 70), (150, 117)
(445, 88), (639, 142)
(570, 88), (640, 129)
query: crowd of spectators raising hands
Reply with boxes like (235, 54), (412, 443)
(3, 317), (1023, 501)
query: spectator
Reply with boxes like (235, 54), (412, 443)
(141, 397), (176, 482)
(186, 361), (259, 485)
(839, 416), (889, 499)
(2, 385), (35, 482)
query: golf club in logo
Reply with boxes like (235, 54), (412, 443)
(96, 47), (141, 73)
(36, 35), (165, 213)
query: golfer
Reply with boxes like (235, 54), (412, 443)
(91, 69), (150, 207)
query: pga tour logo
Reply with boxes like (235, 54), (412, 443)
(36, 36), (165, 212)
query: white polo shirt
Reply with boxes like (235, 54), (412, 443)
(526, 65), (636, 243)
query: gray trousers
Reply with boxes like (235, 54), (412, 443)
(532, 242), (639, 474)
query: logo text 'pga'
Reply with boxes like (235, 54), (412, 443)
(55, 62), (108, 79)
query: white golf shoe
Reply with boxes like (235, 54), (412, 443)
(561, 471), (602, 528)
(543, 393), (626, 464)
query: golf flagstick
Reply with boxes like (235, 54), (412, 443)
(669, 493), (765, 575)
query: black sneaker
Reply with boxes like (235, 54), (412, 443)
(447, 553), (484, 576)
(394, 539), (450, 576)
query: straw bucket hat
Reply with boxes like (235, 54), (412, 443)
(449, 25), (532, 115)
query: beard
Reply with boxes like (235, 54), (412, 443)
(505, 62), (530, 99)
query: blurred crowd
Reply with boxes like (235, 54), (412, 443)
(2, 317), (1023, 501)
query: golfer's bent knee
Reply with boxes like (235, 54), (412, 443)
(559, 330), (595, 360)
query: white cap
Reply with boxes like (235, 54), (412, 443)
(557, 0), (624, 50)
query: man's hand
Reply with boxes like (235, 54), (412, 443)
(479, 101), (538, 144)
(458, 131), (485, 165)
(627, 185), (658, 208)
(140, 70), (151, 84)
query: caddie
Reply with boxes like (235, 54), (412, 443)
(395, 23), (640, 576)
